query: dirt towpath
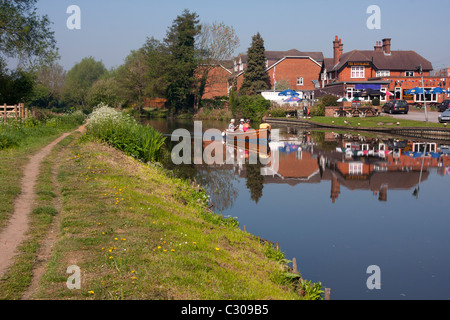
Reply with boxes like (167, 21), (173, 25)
(0, 124), (86, 278)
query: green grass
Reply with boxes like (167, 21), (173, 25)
(303, 116), (446, 128)
(30, 140), (311, 300)
(0, 112), (85, 231)
(0, 133), (78, 299)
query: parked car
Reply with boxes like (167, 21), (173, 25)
(383, 100), (409, 114)
(438, 108), (450, 123)
(437, 100), (450, 112)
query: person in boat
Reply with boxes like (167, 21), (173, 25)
(243, 119), (251, 132)
(228, 119), (236, 132)
(238, 119), (245, 131)
(259, 117), (271, 133)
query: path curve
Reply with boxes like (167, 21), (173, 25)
(0, 124), (86, 278)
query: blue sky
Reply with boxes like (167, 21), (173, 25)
(36, 0), (450, 72)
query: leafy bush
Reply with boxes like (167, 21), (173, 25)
(86, 103), (165, 163)
(0, 110), (85, 151)
(319, 94), (338, 107)
(232, 94), (270, 123)
(309, 104), (325, 117)
(266, 107), (287, 118)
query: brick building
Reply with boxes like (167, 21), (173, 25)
(228, 49), (324, 99)
(198, 62), (234, 100)
(317, 36), (450, 105)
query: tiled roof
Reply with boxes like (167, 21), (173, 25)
(235, 49), (324, 67)
(329, 50), (433, 72)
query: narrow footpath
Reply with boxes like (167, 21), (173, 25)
(0, 124), (86, 279)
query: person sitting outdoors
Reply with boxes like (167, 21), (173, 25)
(228, 119), (236, 132)
(238, 119), (245, 131)
(243, 119), (251, 132)
(259, 117), (271, 132)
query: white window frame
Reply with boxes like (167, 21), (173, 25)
(405, 71), (415, 77)
(395, 87), (402, 99)
(346, 87), (353, 99)
(296, 77), (304, 86)
(376, 70), (390, 77)
(380, 88), (387, 101)
(414, 88), (437, 103)
(349, 162), (363, 175)
(351, 66), (365, 79)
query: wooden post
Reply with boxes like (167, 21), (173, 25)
(14, 104), (18, 119)
(243, 225), (246, 233)
(292, 257), (298, 274)
(3, 104), (6, 124)
(325, 288), (331, 300)
(275, 242), (279, 251)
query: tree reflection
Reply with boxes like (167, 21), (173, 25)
(244, 162), (264, 203)
(196, 166), (238, 212)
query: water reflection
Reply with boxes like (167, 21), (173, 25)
(150, 118), (450, 209)
(146, 119), (450, 299)
(201, 128), (450, 208)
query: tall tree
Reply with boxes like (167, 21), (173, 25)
(0, 0), (58, 69)
(28, 62), (66, 108)
(240, 33), (269, 95)
(63, 57), (106, 108)
(141, 37), (170, 99)
(116, 50), (148, 113)
(195, 21), (239, 107)
(164, 9), (201, 113)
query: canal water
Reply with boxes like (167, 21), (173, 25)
(146, 118), (450, 300)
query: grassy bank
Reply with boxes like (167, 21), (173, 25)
(22, 139), (308, 299)
(0, 112), (85, 231)
(293, 116), (446, 128)
(1, 106), (322, 300)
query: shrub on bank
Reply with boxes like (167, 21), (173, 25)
(85, 103), (166, 163)
(0, 110), (85, 151)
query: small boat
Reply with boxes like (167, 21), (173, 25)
(222, 128), (270, 141)
(222, 128), (270, 153)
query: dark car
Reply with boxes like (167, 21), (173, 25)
(438, 109), (450, 123)
(437, 100), (450, 112)
(383, 100), (409, 114)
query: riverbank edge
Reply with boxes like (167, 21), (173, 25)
(266, 117), (450, 140)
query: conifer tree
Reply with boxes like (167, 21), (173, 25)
(240, 33), (269, 95)
(164, 9), (201, 113)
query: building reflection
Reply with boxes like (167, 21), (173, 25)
(202, 127), (450, 204)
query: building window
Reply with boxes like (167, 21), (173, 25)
(415, 88), (437, 103)
(297, 77), (304, 86)
(405, 71), (415, 77)
(351, 66), (365, 79)
(349, 163), (363, 175)
(380, 88), (387, 102)
(346, 87), (353, 99)
(376, 70), (390, 77)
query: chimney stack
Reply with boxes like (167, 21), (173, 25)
(333, 36), (343, 65)
(382, 38), (391, 55)
(374, 41), (383, 52)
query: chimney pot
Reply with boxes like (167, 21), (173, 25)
(382, 38), (391, 55)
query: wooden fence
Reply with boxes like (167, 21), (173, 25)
(1, 103), (29, 123)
